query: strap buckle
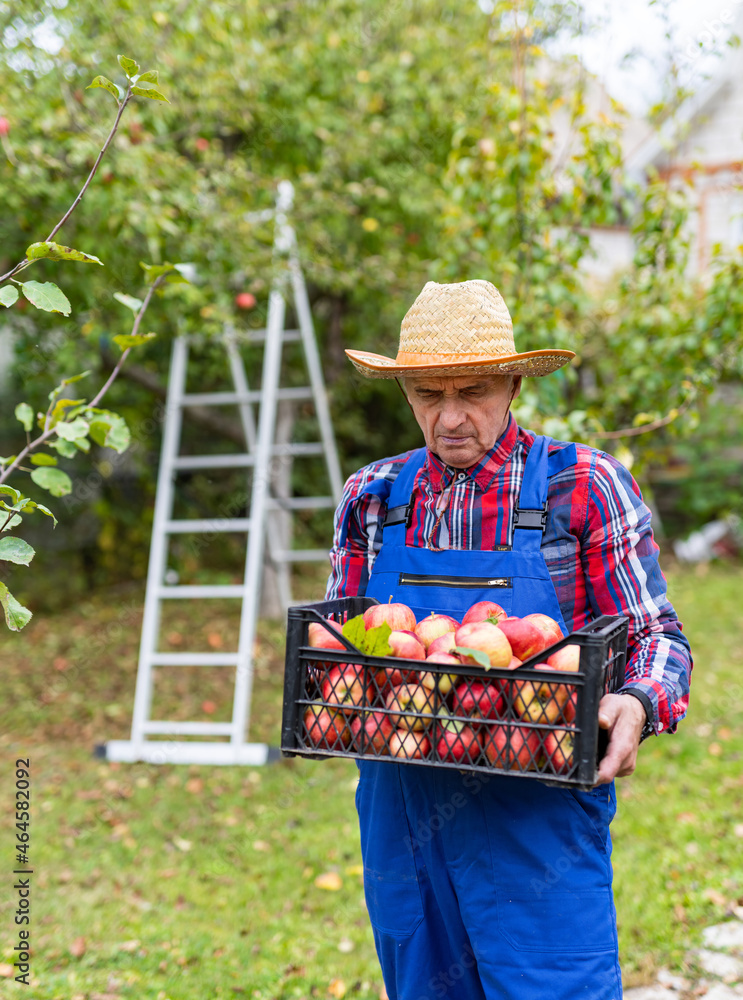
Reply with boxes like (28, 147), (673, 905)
(383, 503), (412, 528)
(513, 502), (549, 531)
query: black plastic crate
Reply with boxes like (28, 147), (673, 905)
(281, 597), (628, 790)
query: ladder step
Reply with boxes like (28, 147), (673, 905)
(157, 585), (245, 598)
(104, 739), (271, 765)
(172, 454), (254, 470)
(171, 442), (322, 470)
(247, 328), (301, 343)
(181, 387), (312, 406)
(266, 496), (335, 511)
(149, 652), (241, 666)
(142, 721), (235, 736)
(164, 518), (251, 533)
(272, 548), (330, 563)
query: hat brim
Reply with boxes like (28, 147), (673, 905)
(345, 348), (576, 379)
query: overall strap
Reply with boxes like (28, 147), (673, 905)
(513, 435), (577, 545)
(382, 447), (427, 530)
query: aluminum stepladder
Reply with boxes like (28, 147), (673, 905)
(104, 181), (344, 766)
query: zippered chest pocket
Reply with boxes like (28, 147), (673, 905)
(398, 573), (511, 589)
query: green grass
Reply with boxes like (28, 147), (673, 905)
(1, 564), (742, 997)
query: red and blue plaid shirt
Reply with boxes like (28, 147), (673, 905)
(325, 415), (692, 735)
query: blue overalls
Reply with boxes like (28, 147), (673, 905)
(351, 437), (622, 1000)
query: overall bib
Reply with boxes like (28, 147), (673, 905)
(352, 437), (622, 1000)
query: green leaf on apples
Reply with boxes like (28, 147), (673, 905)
(453, 646), (492, 670)
(342, 615), (392, 656)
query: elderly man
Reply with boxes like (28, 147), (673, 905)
(325, 280), (692, 1000)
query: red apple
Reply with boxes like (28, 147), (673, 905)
(546, 644), (581, 672)
(308, 618), (345, 650)
(544, 727), (575, 774)
(195, 136), (210, 151)
(0, 116), (9, 137)
(363, 602), (417, 632)
(454, 621), (512, 668)
(513, 663), (571, 725)
(435, 719), (481, 764)
(385, 684), (435, 731)
(461, 600), (507, 626)
(389, 728), (431, 759)
(321, 664), (374, 715)
(563, 691), (577, 724)
(497, 616), (548, 661)
(350, 711), (394, 755)
(428, 631), (458, 656)
(507, 656), (523, 670)
(451, 680), (504, 721)
(483, 723), (542, 771)
(373, 665), (419, 699)
(387, 630), (426, 660)
(235, 292), (257, 309)
(419, 652), (461, 695)
(303, 704), (352, 750)
(414, 613), (460, 650)
(523, 613), (564, 648)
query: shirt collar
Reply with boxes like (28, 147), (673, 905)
(425, 414), (519, 492)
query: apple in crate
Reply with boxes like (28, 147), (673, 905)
(308, 617), (345, 650)
(321, 664), (374, 715)
(454, 621), (512, 668)
(428, 631), (458, 656)
(385, 684), (435, 731)
(363, 602), (416, 632)
(415, 613), (460, 650)
(435, 719), (481, 764)
(483, 723), (542, 771)
(389, 728), (431, 759)
(497, 616), (548, 661)
(461, 600), (506, 626)
(546, 644), (581, 672)
(523, 612), (564, 649)
(451, 680), (504, 721)
(419, 651), (462, 695)
(350, 711), (394, 755)
(544, 727), (575, 774)
(388, 630), (426, 660)
(303, 703), (352, 750)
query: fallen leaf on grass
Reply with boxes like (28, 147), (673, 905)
(252, 840), (270, 852)
(337, 937), (354, 953)
(676, 812), (697, 823)
(717, 726), (732, 741)
(117, 940), (140, 953)
(202, 700), (217, 714)
(734, 824), (743, 838)
(708, 742), (722, 757)
(315, 871), (343, 891)
(173, 838), (192, 852)
(328, 979), (347, 998)
(207, 632), (223, 649)
(0, 964), (15, 978)
(69, 936), (86, 958)
(344, 864), (363, 876)
(185, 777), (204, 794)
(703, 888), (728, 907)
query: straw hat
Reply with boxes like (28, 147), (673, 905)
(345, 279), (575, 379)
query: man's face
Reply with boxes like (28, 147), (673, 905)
(404, 374), (521, 469)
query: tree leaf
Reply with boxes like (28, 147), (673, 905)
(113, 331), (156, 350)
(30, 453), (58, 466)
(16, 500), (57, 526)
(87, 75), (121, 102)
(25, 242), (104, 265)
(118, 54), (140, 78)
(14, 402), (34, 432)
(88, 411), (130, 453)
(113, 292), (143, 314)
(131, 84), (169, 103)
(30, 467), (73, 497)
(139, 261), (186, 284)
(341, 615), (392, 656)
(54, 417), (89, 441)
(0, 286), (18, 307)
(453, 646), (492, 670)
(48, 438), (77, 458)
(135, 69), (159, 84)
(19, 280), (72, 316)
(0, 486), (21, 503)
(0, 514), (22, 531)
(0, 536), (35, 566)
(0, 583), (32, 631)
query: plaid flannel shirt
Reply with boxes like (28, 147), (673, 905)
(325, 415), (692, 736)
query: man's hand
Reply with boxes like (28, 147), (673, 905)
(596, 693), (648, 784)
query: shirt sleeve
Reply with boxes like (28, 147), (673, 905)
(581, 451), (692, 735)
(324, 472), (385, 601)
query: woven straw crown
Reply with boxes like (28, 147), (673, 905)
(346, 279), (575, 379)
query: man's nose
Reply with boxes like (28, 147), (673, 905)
(439, 397), (466, 429)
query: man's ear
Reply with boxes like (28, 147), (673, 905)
(511, 376), (523, 402)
